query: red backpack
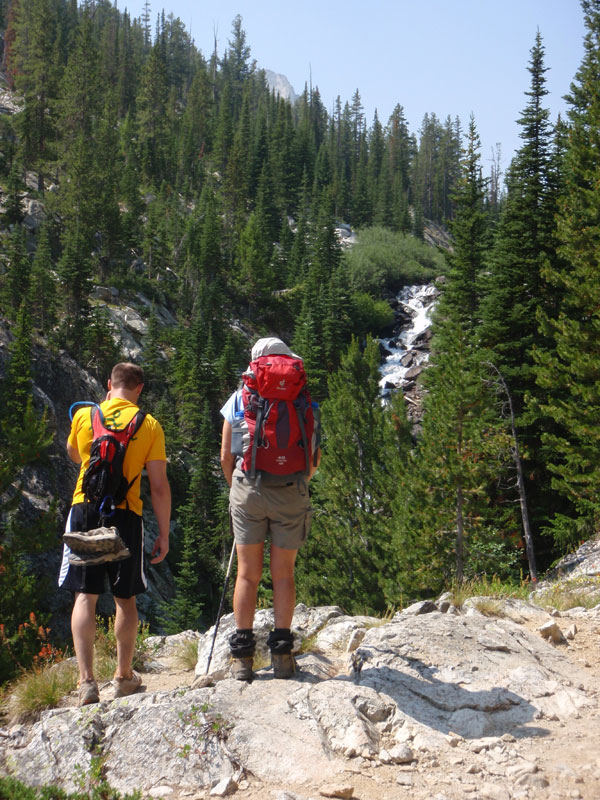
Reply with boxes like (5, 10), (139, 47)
(80, 406), (146, 516)
(237, 354), (315, 478)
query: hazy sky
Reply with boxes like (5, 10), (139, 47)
(122, 0), (586, 175)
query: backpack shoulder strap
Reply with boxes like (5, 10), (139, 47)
(128, 410), (147, 438)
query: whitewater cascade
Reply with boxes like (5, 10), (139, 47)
(379, 283), (438, 396)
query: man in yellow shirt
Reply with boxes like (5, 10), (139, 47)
(59, 363), (171, 706)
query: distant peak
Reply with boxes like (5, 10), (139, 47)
(264, 69), (297, 104)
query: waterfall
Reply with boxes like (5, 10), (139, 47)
(379, 283), (438, 396)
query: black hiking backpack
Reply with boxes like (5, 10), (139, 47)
(81, 406), (146, 517)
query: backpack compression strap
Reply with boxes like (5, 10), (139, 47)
(294, 400), (310, 476)
(249, 398), (266, 480)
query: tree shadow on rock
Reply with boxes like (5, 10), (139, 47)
(334, 648), (550, 741)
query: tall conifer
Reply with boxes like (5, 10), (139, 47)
(534, 0), (600, 545)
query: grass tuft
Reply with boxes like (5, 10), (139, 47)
(3, 661), (78, 723)
(175, 639), (199, 670)
(531, 576), (600, 611)
(449, 575), (531, 608)
(471, 598), (506, 618)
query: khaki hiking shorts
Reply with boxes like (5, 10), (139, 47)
(229, 470), (313, 550)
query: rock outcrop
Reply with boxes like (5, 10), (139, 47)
(2, 597), (599, 799)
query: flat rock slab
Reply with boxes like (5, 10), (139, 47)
(357, 612), (594, 739)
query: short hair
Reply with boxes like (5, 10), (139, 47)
(110, 362), (144, 390)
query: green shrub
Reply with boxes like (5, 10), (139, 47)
(342, 227), (446, 296)
(350, 292), (395, 336)
(0, 774), (141, 800)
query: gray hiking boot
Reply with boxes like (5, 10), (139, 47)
(78, 679), (99, 707)
(272, 652), (295, 679)
(113, 670), (142, 699)
(64, 526), (123, 554)
(230, 656), (253, 682)
(65, 527), (131, 566)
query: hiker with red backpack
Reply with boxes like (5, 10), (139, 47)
(59, 363), (171, 706)
(220, 338), (321, 681)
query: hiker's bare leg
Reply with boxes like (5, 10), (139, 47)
(72, 592), (98, 682)
(114, 595), (138, 678)
(233, 543), (264, 629)
(270, 546), (298, 629)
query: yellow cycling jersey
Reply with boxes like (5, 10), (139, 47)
(68, 397), (166, 516)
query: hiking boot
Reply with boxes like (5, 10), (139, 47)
(113, 670), (142, 699)
(272, 652), (295, 679)
(78, 679), (99, 706)
(230, 656), (254, 682)
(64, 526), (123, 554)
(68, 543), (131, 567)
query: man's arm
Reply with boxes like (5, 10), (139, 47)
(220, 420), (235, 488)
(146, 459), (171, 564)
(66, 442), (82, 464)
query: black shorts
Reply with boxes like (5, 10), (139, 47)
(58, 503), (147, 599)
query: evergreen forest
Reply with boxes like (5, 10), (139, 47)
(1, 0), (600, 685)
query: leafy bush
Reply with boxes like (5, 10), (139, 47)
(342, 227), (446, 296)
(0, 609), (60, 686)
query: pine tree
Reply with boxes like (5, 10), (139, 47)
(478, 32), (562, 554)
(2, 225), (30, 317)
(296, 337), (411, 612)
(141, 305), (165, 405)
(3, 300), (33, 425)
(176, 61), (213, 193)
(222, 14), (253, 119)
(57, 10), (109, 271)
(440, 115), (488, 330)
(479, 32), (556, 403)
(56, 221), (92, 356)
(120, 114), (145, 250)
(395, 320), (516, 590)
(10, 0), (62, 192)
(236, 211), (273, 316)
(3, 159), (24, 226)
(136, 39), (169, 183)
(162, 404), (223, 632)
(533, 0), (600, 546)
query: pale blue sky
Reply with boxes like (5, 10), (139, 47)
(122, 0), (586, 175)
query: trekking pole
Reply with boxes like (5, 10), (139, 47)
(205, 538), (236, 674)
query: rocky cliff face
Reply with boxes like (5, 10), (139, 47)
(3, 535), (600, 800)
(264, 70), (297, 105)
